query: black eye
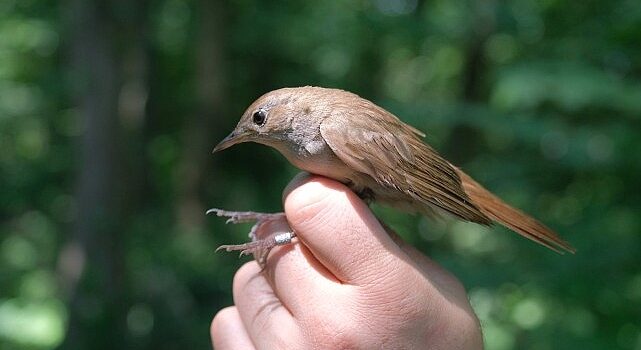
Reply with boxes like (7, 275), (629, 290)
(252, 109), (267, 126)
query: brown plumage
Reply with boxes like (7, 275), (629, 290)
(213, 86), (575, 254)
(456, 169), (574, 253)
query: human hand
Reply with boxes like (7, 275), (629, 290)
(211, 174), (483, 349)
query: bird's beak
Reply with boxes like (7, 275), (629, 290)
(212, 130), (249, 153)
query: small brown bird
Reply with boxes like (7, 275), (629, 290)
(210, 86), (574, 262)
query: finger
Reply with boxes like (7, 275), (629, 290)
(249, 211), (342, 314)
(211, 306), (256, 350)
(266, 242), (344, 315)
(283, 175), (409, 284)
(233, 261), (302, 349)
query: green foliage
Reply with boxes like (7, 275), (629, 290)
(1, 0), (639, 349)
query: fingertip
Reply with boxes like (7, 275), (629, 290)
(232, 261), (261, 297)
(283, 175), (357, 230)
(231, 262), (301, 349)
(211, 306), (237, 336)
(211, 306), (255, 350)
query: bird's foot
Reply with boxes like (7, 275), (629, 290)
(207, 208), (294, 266)
(215, 231), (296, 267)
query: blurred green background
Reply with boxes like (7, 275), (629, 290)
(1, 0), (640, 349)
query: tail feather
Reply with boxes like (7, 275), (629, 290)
(456, 168), (575, 254)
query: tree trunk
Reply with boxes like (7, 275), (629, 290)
(58, 0), (128, 347)
(176, 0), (226, 232)
(445, 1), (495, 164)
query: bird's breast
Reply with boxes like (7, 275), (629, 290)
(272, 137), (358, 185)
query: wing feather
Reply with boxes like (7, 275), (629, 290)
(320, 107), (491, 225)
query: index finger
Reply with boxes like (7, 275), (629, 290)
(283, 175), (409, 284)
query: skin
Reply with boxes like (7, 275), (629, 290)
(211, 173), (483, 350)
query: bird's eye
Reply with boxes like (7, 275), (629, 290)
(252, 109), (267, 126)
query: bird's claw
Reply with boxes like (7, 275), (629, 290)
(206, 208), (286, 234)
(209, 208), (294, 267)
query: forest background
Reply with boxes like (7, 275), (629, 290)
(1, 0), (640, 349)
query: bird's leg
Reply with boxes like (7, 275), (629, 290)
(206, 208), (296, 267)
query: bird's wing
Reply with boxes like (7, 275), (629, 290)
(320, 110), (491, 224)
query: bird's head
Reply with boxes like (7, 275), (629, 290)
(213, 86), (336, 153)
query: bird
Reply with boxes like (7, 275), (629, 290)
(209, 86), (574, 264)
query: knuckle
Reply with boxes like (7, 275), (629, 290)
(300, 306), (372, 350)
(232, 262), (260, 297)
(446, 276), (468, 297)
(314, 322), (363, 350)
(426, 299), (482, 348)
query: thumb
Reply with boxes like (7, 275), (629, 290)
(282, 174), (408, 284)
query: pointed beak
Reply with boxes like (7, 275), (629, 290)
(212, 130), (249, 153)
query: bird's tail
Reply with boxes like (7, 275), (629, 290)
(456, 168), (575, 254)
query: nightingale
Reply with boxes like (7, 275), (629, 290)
(209, 86), (574, 264)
